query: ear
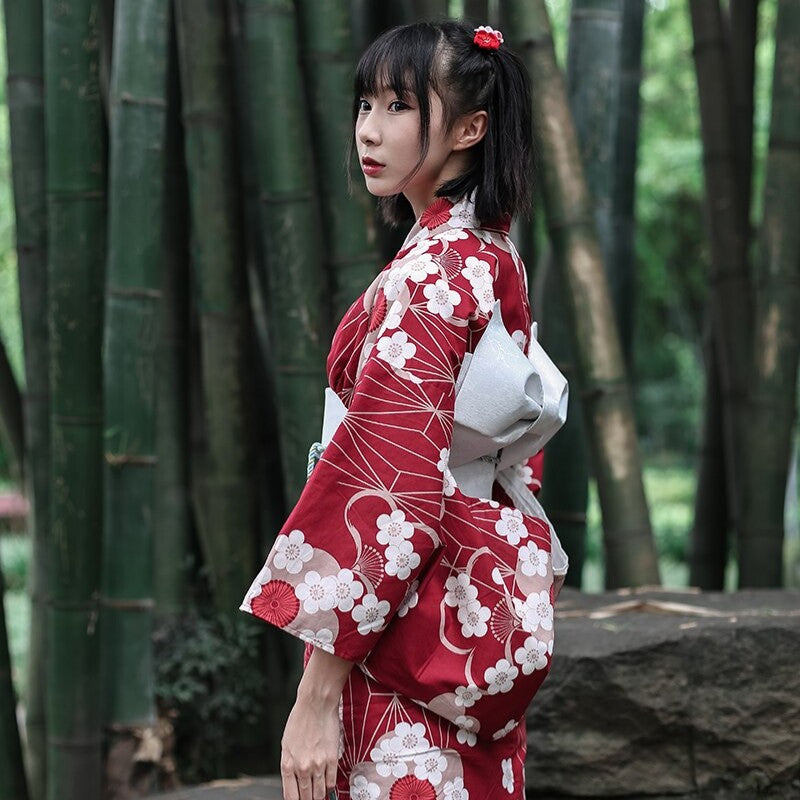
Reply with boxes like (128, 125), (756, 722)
(452, 110), (488, 151)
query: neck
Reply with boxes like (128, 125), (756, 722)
(404, 150), (473, 221)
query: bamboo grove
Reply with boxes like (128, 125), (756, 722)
(0, 0), (797, 798)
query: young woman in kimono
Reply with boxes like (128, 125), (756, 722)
(239, 19), (569, 800)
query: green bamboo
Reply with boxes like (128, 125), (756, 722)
(462, 0), (489, 24)
(174, 0), (258, 613)
(0, 339), (23, 480)
(610, 0), (645, 368)
(236, 0), (329, 507)
(405, 0), (449, 20)
(99, 1), (169, 788)
(296, 0), (382, 321)
(44, 0), (107, 796)
(739, 0), (800, 587)
(505, 0), (660, 588)
(153, 15), (191, 616)
(689, 0), (754, 571)
(0, 563), (28, 800)
(3, 0), (49, 794)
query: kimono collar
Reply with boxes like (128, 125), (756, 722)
(399, 189), (512, 254)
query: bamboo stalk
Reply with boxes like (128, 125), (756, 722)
(174, 0), (258, 612)
(504, 0), (660, 588)
(296, 0), (381, 321)
(43, 0), (107, 796)
(99, 1), (169, 791)
(236, 0), (329, 507)
(0, 339), (23, 480)
(739, 0), (800, 587)
(153, 9), (191, 617)
(2, 0), (48, 793)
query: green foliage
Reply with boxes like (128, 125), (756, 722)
(152, 606), (268, 784)
(0, 533), (26, 591)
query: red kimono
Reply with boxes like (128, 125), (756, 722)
(240, 191), (565, 799)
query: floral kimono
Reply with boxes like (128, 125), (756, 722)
(240, 191), (567, 800)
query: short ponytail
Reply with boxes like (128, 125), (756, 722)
(348, 20), (534, 228)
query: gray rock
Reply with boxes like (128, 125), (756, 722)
(524, 587), (800, 799)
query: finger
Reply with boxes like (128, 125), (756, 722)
(325, 759), (338, 795)
(280, 763), (299, 800)
(297, 772), (313, 800)
(312, 771), (326, 800)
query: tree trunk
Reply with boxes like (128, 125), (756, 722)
(504, 0), (660, 588)
(0, 341), (23, 481)
(2, 0), (49, 793)
(689, 0), (754, 573)
(296, 0), (381, 321)
(43, 0), (107, 796)
(739, 0), (800, 587)
(688, 312), (729, 589)
(0, 564), (29, 800)
(174, 0), (258, 614)
(99, 2), (169, 793)
(404, 0), (449, 20)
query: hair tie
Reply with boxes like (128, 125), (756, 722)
(473, 25), (504, 50)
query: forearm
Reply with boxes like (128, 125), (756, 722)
(296, 645), (355, 706)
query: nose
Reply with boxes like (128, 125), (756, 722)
(357, 108), (381, 147)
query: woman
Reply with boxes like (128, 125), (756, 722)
(240, 19), (568, 800)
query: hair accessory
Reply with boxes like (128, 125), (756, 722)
(473, 24), (504, 50)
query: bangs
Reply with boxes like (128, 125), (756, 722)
(353, 23), (441, 111)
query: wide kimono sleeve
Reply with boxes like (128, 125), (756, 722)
(239, 258), (481, 663)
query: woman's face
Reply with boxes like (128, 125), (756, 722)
(355, 84), (458, 217)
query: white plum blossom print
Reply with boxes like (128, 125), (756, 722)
(376, 509), (415, 547)
(513, 589), (554, 633)
(295, 570), (336, 614)
(454, 715), (478, 747)
(413, 747), (447, 785)
(437, 228), (469, 243)
(396, 579), (420, 617)
(454, 684), (481, 708)
(370, 736), (408, 778)
(383, 264), (411, 300)
(473, 280), (496, 313)
(406, 253), (439, 283)
(519, 541), (548, 578)
(391, 721), (430, 755)
(384, 539), (420, 581)
(423, 278), (461, 318)
(512, 460), (534, 485)
(350, 773), (381, 800)
(384, 299), (404, 329)
(376, 329), (416, 369)
(457, 599), (491, 638)
(437, 447), (450, 472)
(241, 562), (272, 609)
(449, 199), (476, 228)
(444, 572), (478, 608)
(461, 255), (492, 288)
(514, 634), (549, 675)
(272, 529), (313, 574)
(329, 568), (364, 612)
(495, 506), (529, 545)
(442, 466), (457, 496)
(299, 627), (334, 649)
(492, 718), (518, 741)
(443, 776), (470, 800)
(484, 657), (519, 694)
(548, 638), (554, 656)
(501, 757), (514, 793)
(511, 328), (527, 351)
(351, 593), (391, 635)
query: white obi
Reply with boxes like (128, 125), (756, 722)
(315, 298), (569, 580)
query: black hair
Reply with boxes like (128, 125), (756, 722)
(345, 20), (533, 229)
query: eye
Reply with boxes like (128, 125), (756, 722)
(389, 100), (409, 112)
(358, 98), (371, 112)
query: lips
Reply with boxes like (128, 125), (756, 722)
(362, 156), (385, 166)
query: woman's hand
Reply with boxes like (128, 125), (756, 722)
(280, 691), (340, 800)
(280, 645), (354, 800)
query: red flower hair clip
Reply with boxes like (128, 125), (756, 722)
(473, 25), (504, 50)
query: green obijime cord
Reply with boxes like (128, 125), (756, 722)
(306, 441), (325, 480)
